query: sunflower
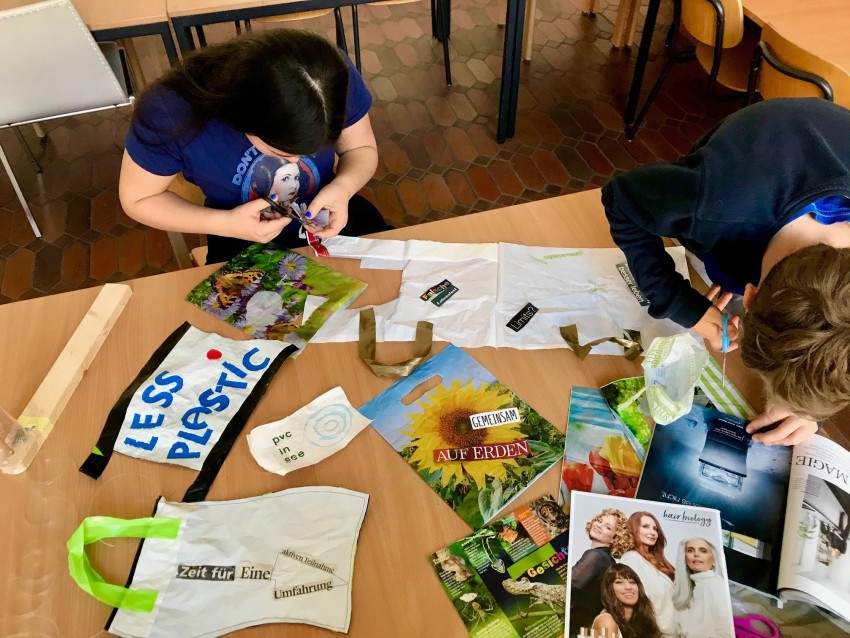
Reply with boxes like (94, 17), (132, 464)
(402, 380), (524, 488)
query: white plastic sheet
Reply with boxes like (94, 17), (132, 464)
(318, 237), (690, 354)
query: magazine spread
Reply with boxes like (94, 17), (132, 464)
(429, 495), (568, 638)
(559, 388), (643, 512)
(567, 491), (735, 638)
(359, 345), (565, 528)
(777, 435), (850, 621)
(635, 403), (793, 594)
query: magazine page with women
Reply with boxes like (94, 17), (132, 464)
(566, 492), (734, 638)
(777, 435), (850, 622)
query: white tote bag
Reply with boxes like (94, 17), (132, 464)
(68, 487), (369, 637)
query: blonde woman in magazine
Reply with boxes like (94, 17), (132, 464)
(672, 538), (733, 638)
(569, 508), (632, 635)
(617, 511), (677, 636)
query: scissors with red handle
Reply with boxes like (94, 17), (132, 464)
(734, 614), (781, 638)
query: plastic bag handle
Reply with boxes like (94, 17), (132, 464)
(67, 516), (181, 613)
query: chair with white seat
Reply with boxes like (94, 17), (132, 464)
(0, 0), (134, 238)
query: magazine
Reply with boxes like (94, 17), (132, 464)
(776, 435), (850, 621)
(635, 403), (793, 595)
(566, 491), (735, 638)
(429, 495), (568, 637)
(558, 388), (644, 512)
(359, 344), (565, 528)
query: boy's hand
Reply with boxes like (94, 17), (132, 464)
(693, 286), (739, 351)
(747, 405), (819, 446)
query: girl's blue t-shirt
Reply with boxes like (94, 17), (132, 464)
(125, 56), (371, 223)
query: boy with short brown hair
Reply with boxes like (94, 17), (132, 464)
(603, 98), (850, 445)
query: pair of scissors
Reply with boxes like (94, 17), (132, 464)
(260, 195), (305, 224)
(721, 312), (730, 388)
(734, 614), (781, 638)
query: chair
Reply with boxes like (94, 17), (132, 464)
(0, 0), (133, 238)
(626, 0), (757, 139)
(747, 22), (850, 109)
(250, 9), (360, 72)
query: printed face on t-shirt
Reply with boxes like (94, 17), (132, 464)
(272, 162), (300, 205)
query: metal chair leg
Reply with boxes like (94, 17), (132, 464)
(13, 128), (41, 174)
(351, 5), (361, 72)
(436, 0), (452, 85)
(195, 25), (207, 47)
(0, 142), (41, 238)
(334, 8), (349, 55)
(32, 123), (46, 141)
(626, 46), (694, 139)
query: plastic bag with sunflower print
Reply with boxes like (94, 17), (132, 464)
(359, 344), (566, 528)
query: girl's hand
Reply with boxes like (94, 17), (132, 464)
(693, 285), (740, 351)
(224, 198), (291, 242)
(304, 183), (350, 239)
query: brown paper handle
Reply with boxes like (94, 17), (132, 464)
(358, 308), (433, 377)
(560, 325), (643, 361)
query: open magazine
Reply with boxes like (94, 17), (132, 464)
(776, 435), (850, 621)
(566, 491), (735, 638)
(429, 495), (568, 637)
(635, 403), (793, 595)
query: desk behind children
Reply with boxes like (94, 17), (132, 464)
(0, 189), (840, 636)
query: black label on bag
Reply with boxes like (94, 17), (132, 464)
(507, 303), (539, 332)
(421, 279), (459, 306)
(176, 564), (236, 581)
(617, 262), (649, 306)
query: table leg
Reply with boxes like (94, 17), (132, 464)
(173, 20), (196, 53)
(623, 0), (661, 127)
(119, 38), (149, 91)
(157, 22), (180, 65)
(195, 25), (207, 47)
(497, 0), (526, 142)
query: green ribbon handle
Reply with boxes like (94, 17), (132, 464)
(67, 516), (181, 613)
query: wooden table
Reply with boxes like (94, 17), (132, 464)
(743, 0), (850, 72)
(0, 190), (762, 636)
(0, 0), (178, 64)
(165, 0), (526, 143)
(622, 0), (850, 132)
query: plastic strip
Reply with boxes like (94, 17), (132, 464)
(67, 516), (180, 613)
(358, 308), (433, 378)
(559, 324), (643, 361)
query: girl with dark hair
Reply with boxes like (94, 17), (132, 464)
(119, 29), (391, 263)
(618, 511), (677, 636)
(592, 563), (661, 638)
(569, 508), (632, 636)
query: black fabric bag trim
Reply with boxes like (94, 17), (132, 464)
(104, 496), (164, 632)
(182, 343), (297, 502)
(80, 323), (192, 479)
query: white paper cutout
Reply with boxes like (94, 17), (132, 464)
(247, 387), (371, 476)
(319, 238), (690, 354)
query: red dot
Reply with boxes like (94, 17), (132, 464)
(207, 349), (222, 360)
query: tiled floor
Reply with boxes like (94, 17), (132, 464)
(0, 0), (742, 303)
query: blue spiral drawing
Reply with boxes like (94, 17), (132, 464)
(303, 403), (353, 447)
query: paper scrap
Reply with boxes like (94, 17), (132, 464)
(247, 387), (371, 476)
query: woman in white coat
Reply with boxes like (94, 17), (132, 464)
(617, 511), (677, 636)
(672, 537), (734, 637)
